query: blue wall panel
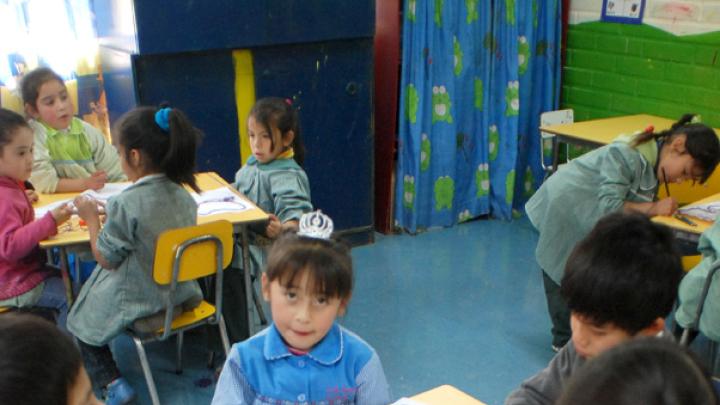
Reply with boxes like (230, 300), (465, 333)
(95, 0), (374, 55)
(132, 51), (240, 181)
(252, 39), (374, 233)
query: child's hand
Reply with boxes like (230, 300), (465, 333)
(265, 215), (282, 239)
(83, 171), (107, 191)
(73, 195), (100, 221)
(50, 203), (73, 225)
(649, 197), (678, 216)
(25, 189), (39, 203)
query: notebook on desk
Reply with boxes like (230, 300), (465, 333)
(678, 201), (720, 222)
(191, 187), (250, 216)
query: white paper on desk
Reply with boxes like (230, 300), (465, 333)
(193, 188), (250, 216)
(678, 202), (720, 222)
(391, 398), (426, 405)
(81, 182), (132, 202)
(34, 198), (74, 219)
(197, 201), (249, 216)
(191, 187), (242, 204)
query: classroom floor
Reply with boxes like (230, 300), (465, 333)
(110, 216), (558, 405)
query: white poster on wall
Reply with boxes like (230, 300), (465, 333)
(602, 0), (645, 24)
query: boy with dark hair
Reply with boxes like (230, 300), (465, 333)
(505, 212), (683, 405)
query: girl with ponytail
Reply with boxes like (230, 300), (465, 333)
(65, 106), (204, 403)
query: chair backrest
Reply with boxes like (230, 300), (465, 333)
(153, 220), (233, 285)
(540, 109), (574, 128)
(540, 109), (574, 171)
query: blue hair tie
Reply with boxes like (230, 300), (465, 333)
(154, 108), (171, 132)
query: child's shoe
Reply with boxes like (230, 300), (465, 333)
(103, 377), (136, 405)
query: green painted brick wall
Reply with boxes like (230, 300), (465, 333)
(562, 22), (720, 128)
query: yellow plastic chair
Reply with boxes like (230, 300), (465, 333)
(682, 255), (702, 273)
(128, 220), (233, 405)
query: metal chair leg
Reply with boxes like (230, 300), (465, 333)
(681, 262), (720, 347)
(240, 228), (255, 335)
(219, 315), (231, 355)
(175, 331), (184, 374)
(132, 337), (160, 405)
(680, 328), (692, 346)
(251, 286), (267, 325)
(207, 351), (216, 369)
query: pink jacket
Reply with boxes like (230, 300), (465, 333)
(0, 176), (58, 300)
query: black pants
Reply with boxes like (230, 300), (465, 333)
(77, 339), (120, 389)
(542, 270), (571, 348)
(202, 266), (249, 349)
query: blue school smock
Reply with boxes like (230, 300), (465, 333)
(67, 175), (202, 346)
(526, 136), (659, 283)
(676, 220), (720, 341)
(211, 322), (390, 405)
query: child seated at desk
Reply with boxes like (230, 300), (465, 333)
(212, 211), (390, 405)
(557, 338), (718, 405)
(227, 97), (312, 342)
(21, 67), (126, 193)
(66, 106), (203, 404)
(0, 108), (72, 328)
(505, 213), (684, 405)
(0, 314), (102, 405)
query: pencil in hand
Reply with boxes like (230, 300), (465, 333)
(662, 168), (671, 197)
(674, 213), (698, 227)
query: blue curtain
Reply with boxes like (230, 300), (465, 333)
(396, 0), (561, 232)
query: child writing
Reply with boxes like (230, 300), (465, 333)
(228, 97), (312, 341)
(558, 338), (718, 405)
(0, 108), (72, 327)
(66, 106), (203, 404)
(526, 113), (719, 350)
(0, 314), (102, 405)
(21, 67), (126, 193)
(212, 211), (390, 405)
(505, 213), (684, 405)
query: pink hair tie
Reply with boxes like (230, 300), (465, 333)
(285, 98), (293, 106)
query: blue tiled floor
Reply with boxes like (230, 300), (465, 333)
(115, 217), (556, 404)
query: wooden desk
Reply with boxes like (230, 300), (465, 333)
(411, 385), (486, 405)
(540, 114), (677, 172)
(37, 172), (269, 333)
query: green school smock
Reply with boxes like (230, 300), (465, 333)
(676, 220), (720, 341)
(29, 118), (126, 193)
(67, 175), (202, 346)
(526, 135), (659, 283)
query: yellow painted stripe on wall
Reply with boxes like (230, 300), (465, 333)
(233, 50), (256, 165)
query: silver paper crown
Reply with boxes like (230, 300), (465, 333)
(297, 210), (334, 240)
